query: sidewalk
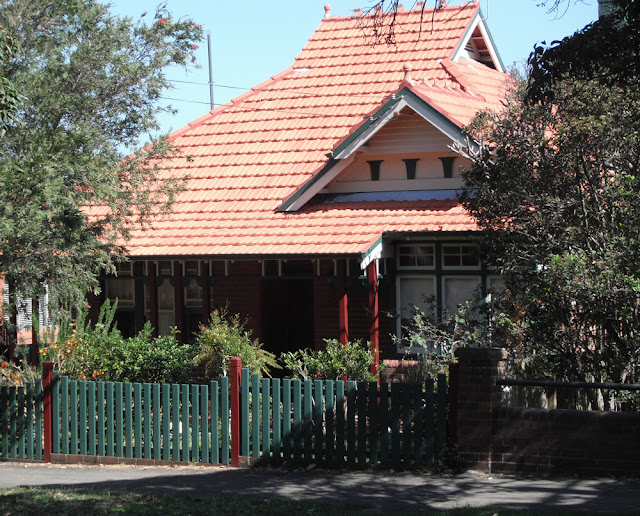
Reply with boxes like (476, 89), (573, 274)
(0, 463), (638, 513)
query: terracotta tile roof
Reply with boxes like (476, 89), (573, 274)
(120, 2), (508, 258)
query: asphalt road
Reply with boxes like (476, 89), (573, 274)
(0, 463), (638, 513)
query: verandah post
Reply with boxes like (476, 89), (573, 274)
(338, 259), (349, 346)
(367, 260), (380, 378)
(42, 361), (53, 463)
(230, 356), (241, 467)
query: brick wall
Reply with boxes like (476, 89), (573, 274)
(454, 347), (507, 471)
(452, 347), (640, 476)
(491, 407), (640, 475)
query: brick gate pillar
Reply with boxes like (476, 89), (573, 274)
(453, 347), (507, 471)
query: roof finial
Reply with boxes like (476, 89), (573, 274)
(324, 4), (331, 18)
(403, 62), (413, 82)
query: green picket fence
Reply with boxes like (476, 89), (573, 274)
(239, 370), (448, 467)
(50, 372), (231, 464)
(0, 381), (44, 460)
(0, 368), (448, 468)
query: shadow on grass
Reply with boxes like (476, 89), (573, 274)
(0, 466), (636, 515)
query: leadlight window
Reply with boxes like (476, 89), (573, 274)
(398, 244), (435, 269)
(442, 244), (480, 268)
(105, 262), (134, 307)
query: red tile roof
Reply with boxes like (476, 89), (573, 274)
(120, 2), (509, 258)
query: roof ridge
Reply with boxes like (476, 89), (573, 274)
(167, 67), (296, 142)
(321, 1), (479, 21)
(439, 57), (485, 100)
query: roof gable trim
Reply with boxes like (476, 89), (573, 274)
(279, 87), (470, 213)
(333, 88), (466, 160)
(451, 11), (505, 73)
(277, 155), (354, 212)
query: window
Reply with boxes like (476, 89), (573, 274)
(442, 244), (480, 269)
(105, 262), (134, 307)
(184, 261), (202, 307)
(396, 275), (436, 352)
(158, 261), (172, 276)
(398, 244), (435, 269)
(442, 276), (482, 317)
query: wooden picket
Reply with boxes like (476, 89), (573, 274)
(1, 364), (447, 468)
(36, 375), (231, 465)
(238, 368), (447, 467)
(0, 381), (43, 460)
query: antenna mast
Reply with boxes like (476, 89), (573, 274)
(207, 31), (214, 110)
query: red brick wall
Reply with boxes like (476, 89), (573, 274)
(210, 262), (263, 341)
(454, 347), (507, 470)
(453, 347), (640, 476)
(491, 407), (640, 475)
(313, 277), (338, 350)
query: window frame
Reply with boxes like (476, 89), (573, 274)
(395, 273), (437, 354)
(441, 243), (481, 270)
(396, 243), (436, 270)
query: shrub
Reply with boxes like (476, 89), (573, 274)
(194, 307), (279, 378)
(41, 300), (196, 384)
(0, 359), (39, 387)
(281, 338), (376, 382)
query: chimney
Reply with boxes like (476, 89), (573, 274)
(598, 0), (617, 18)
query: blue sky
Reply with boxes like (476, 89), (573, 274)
(108, 0), (598, 136)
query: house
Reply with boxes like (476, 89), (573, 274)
(94, 0), (510, 373)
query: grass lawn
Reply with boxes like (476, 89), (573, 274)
(0, 487), (619, 515)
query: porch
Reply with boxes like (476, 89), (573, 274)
(95, 257), (391, 369)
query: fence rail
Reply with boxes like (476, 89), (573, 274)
(498, 378), (640, 391)
(1, 360), (447, 468)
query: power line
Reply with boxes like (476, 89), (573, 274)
(167, 77), (395, 99)
(159, 96), (342, 118)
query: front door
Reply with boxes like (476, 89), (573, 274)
(261, 279), (314, 356)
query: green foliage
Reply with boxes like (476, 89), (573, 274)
(0, 29), (21, 137)
(0, 0), (203, 315)
(194, 307), (279, 379)
(460, 14), (640, 399)
(42, 300), (196, 383)
(0, 358), (39, 387)
(281, 338), (376, 382)
(527, 0), (639, 103)
(392, 293), (512, 382)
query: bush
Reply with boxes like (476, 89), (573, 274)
(281, 338), (376, 382)
(194, 307), (279, 378)
(41, 300), (196, 384)
(0, 359), (39, 387)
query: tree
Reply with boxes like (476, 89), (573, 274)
(527, 0), (640, 103)
(0, 1), (202, 315)
(0, 29), (21, 136)
(459, 2), (640, 402)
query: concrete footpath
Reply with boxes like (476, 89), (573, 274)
(0, 463), (639, 513)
